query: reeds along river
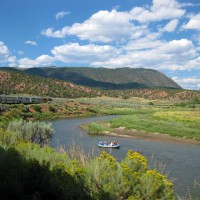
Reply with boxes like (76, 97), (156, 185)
(49, 116), (200, 199)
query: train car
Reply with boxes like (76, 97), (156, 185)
(31, 97), (43, 103)
(18, 97), (31, 104)
(0, 95), (52, 104)
(0, 96), (18, 104)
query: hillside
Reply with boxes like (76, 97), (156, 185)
(0, 69), (101, 98)
(2, 67), (181, 89)
(1, 68), (200, 102)
(104, 88), (200, 101)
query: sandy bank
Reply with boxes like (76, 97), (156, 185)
(102, 126), (200, 146)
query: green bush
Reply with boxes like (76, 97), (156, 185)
(149, 102), (154, 105)
(33, 105), (41, 112)
(7, 119), (54, 146)
(84, 151), (174, 199)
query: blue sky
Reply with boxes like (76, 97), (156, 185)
(0, 0), (200, 90)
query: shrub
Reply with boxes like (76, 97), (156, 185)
(7, 119), (54, 146)
(49, 105), (56, 113)
(33, 105), (41, 112)
(0, 105), (10, 113)
(149, 102), (154, 105)
(84, 150), (174, 199)
(122, 95), (129, 99)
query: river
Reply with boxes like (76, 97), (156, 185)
(50, 116), (200, 199)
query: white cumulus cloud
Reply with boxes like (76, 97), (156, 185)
(172, 76), (200, 90)
(18, 55), (54, 68)
(92, 39), (197, 70)
(42, 9), (135, 42)
(17, 43), (120, 68)
(51, 43), (120, 63)
(41, 0), (185, 43)
(41, 27), (69, 38)
(158, 39), (195, 55)
(67, 9), (133, 42)
(124, 38), (163, 51)
(0, 41), (16, 66)
(182, 13), (200, 30)
(130, 0), (185, 23)
(0, 41), (9, 56)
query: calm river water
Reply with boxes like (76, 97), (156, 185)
(50, 116), (200, 199)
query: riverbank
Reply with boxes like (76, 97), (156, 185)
(83, 109), (200, 145)
(0, 100), (101, 128)
(101, 126), (200, 145)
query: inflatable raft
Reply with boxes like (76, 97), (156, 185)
(98, 141), (120, 148)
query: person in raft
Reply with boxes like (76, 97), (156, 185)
(111, 141), (118, 146)
(103, 139), (108, 145)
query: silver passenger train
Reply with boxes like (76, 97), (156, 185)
(0, 95), (51, 104)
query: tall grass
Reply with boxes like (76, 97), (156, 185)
(87, 122), (112, 135)
(109, 110), (200, 140)
(67, 142), (95, 166)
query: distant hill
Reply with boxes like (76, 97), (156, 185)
(2, 67), (181, 89)
(0, 69), (101, 98)
(1, 68), (200, 102)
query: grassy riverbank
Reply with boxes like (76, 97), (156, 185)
(78, 97), (200, 142)
(109, 110), (200, 140)
(85, 110), (200, 142)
